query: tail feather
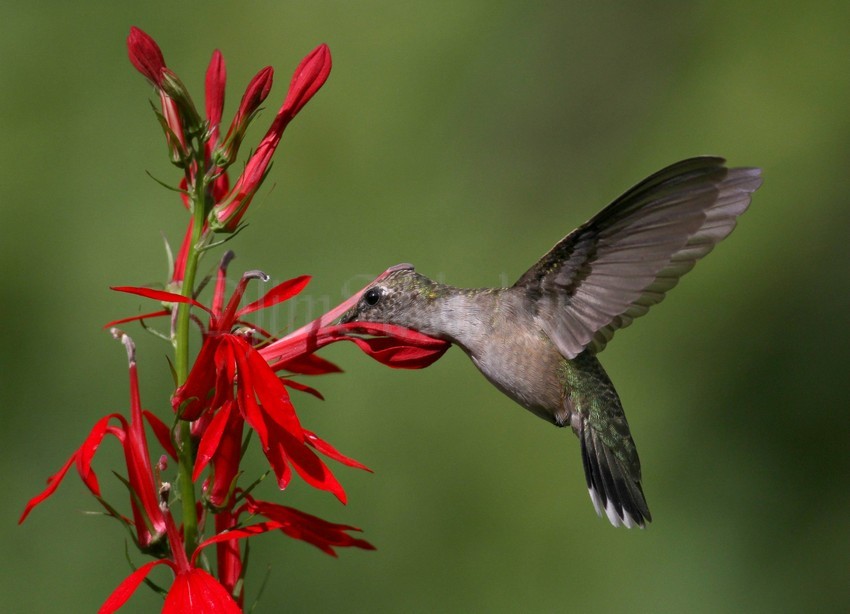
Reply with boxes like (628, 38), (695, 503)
(562, 351), (651, 528)
(580, 421), (651, 528)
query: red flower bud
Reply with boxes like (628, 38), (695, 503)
(205, 50), (227, 147)
(215, 66), (274, 167)
(155, 91), (187, 164)
(210, 138), (274, 231)
(127, 27), (166, 86)
(211, 44), (331, 231)
(280, 43), (332, 121)
(159, 68), (202, 130)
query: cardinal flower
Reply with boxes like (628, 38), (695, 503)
(98, 490), (245, 614)
(126, 27), (332, 290)
(19, 332), (175, 554)
(24, 27), (454, 613)
(110, 256), (449, 508)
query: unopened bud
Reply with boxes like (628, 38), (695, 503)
(127, 27), (166, 86)
(214, 66), (274, 167)
(160, 69), (203, 135)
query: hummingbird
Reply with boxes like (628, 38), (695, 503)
(340, 157), (762, 528)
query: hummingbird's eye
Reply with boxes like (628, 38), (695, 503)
(364, 288), (382, 306)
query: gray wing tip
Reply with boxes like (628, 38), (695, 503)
(726, 166), (764, 191)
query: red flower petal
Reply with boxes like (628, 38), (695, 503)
(304, 430), (371, 472)
(163, 568), (241, 614)
(339, 326), (451, 368)
(245, 497), (375, 556)
(280, 378), (325, 400)
(143, 410), (177, 460)
(111, 286), (210, 314)
(233, 345), (272, 447)
(123, 359), (168, 539)
(193, 400), (233, 481)
(212, 511), (243, 606)
(234, 357), (335, 500)
(207, 408), (244, 507)
(192, 521), (287, 567)
(230, 342), (349, 501)
(18, 453), (76, 524)
(172, 337), (223, 419)
(76, 414), (120, 496)
(236, 274), (310, 317)
(271, 352), (342, 375)
(269, 423), (347, 502)
(103, 309), (171, 329)
(98, 559), (171, 614)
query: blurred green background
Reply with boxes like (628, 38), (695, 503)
(2, 1), (848, 612)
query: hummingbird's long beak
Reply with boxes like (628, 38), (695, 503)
(336, 307), (357, 325)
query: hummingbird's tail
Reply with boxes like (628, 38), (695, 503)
(563, 352), (651, 528)
(579, 419), (651, 528)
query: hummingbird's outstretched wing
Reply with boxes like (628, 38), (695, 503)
(514, 157), (762, 359)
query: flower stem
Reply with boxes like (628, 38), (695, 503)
(173, 170), (208, 557)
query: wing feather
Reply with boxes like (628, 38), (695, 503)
(514, 157), (762, 358)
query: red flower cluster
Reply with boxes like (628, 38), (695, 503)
(20, 28), (451, 613)
(127, 26), (331, 290)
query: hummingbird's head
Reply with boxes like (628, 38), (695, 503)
(338, 264), (439, 330)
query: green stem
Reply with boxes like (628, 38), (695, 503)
(173, 170), (209, 557)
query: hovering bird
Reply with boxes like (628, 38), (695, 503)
(340, 157), (762, 528)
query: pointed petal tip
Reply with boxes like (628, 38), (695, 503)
(312, 43), (332, 65)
